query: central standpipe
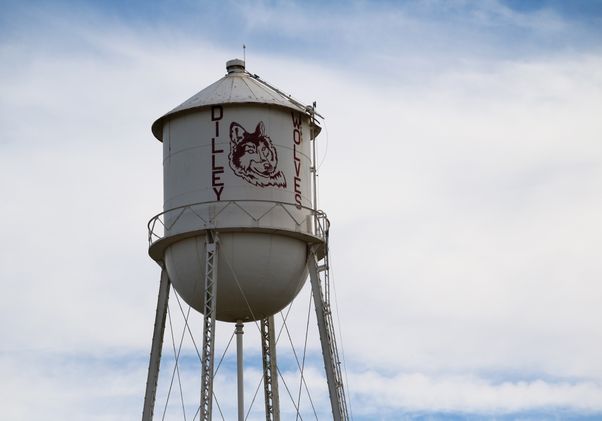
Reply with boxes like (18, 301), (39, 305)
(235, 322), (245, 421)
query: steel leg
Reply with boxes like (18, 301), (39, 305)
(200, 232), (219, 421)
(142, 268), (171, 421)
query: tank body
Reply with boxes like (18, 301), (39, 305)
(150, 60), (321, 322)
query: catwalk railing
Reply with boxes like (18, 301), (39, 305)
(148, 199), (329, 246)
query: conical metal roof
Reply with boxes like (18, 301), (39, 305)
(152, 59), (315, 141)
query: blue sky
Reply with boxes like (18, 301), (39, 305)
(1, 1), (602, 420)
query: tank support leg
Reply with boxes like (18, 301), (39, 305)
(235, 322), (245, 421)
(142, 268), (171, 421)
(261, 316), (280, 421)
(200, 232), (219, 421)
(308, 249), (349, 421)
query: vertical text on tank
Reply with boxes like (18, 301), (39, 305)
(292, 112), (303, 208)
(211, 106), (224, 201)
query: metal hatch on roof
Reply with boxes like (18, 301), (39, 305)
(151, 59), (319, 141)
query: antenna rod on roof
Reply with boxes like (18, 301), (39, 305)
(243, 44), (246, 62)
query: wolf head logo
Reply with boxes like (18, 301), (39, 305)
(229, 121), (287, 188)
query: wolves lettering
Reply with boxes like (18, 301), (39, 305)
(229, 121), (286, 188)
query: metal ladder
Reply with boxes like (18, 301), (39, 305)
(309, 231), (349, 421)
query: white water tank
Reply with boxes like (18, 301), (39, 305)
(148, 59), (324, 322)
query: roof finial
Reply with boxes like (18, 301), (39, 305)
(226, 59), (245, 74)
(243, 44), (246, 63)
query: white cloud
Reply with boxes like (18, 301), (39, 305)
(0, 351), (147, 420)
(350, 371), (602, 415)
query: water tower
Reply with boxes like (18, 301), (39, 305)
(142, 59), (349, 421)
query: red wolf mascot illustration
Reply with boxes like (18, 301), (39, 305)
(229, 121), (287, 188)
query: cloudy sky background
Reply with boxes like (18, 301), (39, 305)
(1, 0), (601, 419)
